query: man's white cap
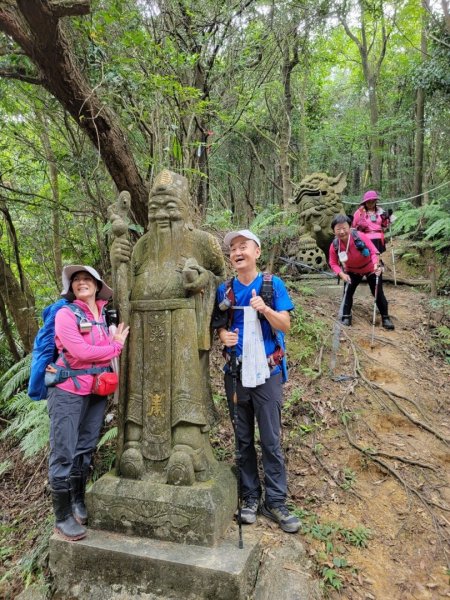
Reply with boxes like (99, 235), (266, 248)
(223, 229), (261, 249)
(61, 265), (113, 301)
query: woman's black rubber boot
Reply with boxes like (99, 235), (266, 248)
(382, 316), (395, 330)
(52, 489), (87, 541)
(70, 474), (88, 525)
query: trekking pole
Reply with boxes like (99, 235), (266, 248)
(371, 275), (380, 349)
(330, 281), (349, 374)
(389, 225), (397, 286)
(230, 346), (243, 549)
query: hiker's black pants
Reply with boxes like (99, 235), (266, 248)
(343, 272), (389, 318)
(224, 372), (287, 506)
(47, 387), (107, 490)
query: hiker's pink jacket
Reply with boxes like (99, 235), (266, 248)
(329, 231), (379, 276)
(54, 299), (123, 395)
(352, 207), (389, 245)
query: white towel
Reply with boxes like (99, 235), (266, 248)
(241, 306), (270, 388)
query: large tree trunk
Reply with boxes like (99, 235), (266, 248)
(0, 294), (21, 361)
(279, 42), (296, 208)
(0, 1), (148, 227)
(38, 112), (63, 282)
(0, 252), (38, 354)
(413, 0), (428, 207)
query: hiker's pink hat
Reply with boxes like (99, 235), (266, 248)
(361, 190), (379, 204)
(61, 265), (113, 301)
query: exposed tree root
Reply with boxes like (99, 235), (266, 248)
(340, 394), (450, 555)
(332, 330), (450, 562)
(358, 371), (449, 446)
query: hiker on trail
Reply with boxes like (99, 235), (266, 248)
(352, 190), (394, 254)
(214, 229), (300, 534)
(46, 265), (129, 541)
(329, 215), (395, 330)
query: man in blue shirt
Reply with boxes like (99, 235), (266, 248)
(216, 230), (300, 534)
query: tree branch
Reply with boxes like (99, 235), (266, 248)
(0, 65), (42, 84)
(48, 0), (91, 18)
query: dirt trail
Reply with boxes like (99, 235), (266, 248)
(287, 279), (450, 599)
(1, 260), (449, 599)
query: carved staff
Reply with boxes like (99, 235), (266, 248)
(107, 191), (131, 465)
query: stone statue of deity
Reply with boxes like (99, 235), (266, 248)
(110, 170), (226, 486)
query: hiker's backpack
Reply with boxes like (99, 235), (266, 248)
(28, 300), (107, 401)
(213, 273), (289, 383)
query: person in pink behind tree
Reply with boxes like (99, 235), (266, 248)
(352, 190), (395, 255)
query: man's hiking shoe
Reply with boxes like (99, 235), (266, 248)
(341, 315), (352, 326)
(236, 497), (259, 524)
(382, 317), (395, 330)
(261, 502), (301, 533)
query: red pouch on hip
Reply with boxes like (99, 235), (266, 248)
(92, 372), (119, 396)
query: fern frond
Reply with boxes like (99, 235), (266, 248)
(250, 207), (286, 233)
(19, 423), (49, 458)
(1, 394), (49, 459)
(0, 459), (13, 478)
(0, 355), (32, 402)
(97, 426), (118, 450)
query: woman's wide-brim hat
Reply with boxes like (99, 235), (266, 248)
(361, 190), (379, 204)
(61, 265), (113, 301)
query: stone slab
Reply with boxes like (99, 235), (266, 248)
(86, 464), (237, 546)
(49, 528), (262, 600)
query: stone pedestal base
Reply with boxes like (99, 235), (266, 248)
(49, 528), (261, 600)
(86, 464), (236, 546)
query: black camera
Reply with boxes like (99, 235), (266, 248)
(105, 308), (119, 327)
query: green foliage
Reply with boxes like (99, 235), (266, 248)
(286, 281), (316, 296)
(0, 459), (13, 478)
(340, 467), (357, 491)
(291, 506), (370, 591)
(0, 512), (52, 593)
(205, 208), (233, 230)
(0, 355), (32, 405)
(288, 305), (328, 376)
(430, 325), (450, 363)
(392, 200), (450, 251)
(414, 22), (450, 95)
(97, 425), (118, 450)
(0, 393), (49, 459)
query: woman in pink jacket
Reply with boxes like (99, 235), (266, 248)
(47, 265), (129, 541)
(329, 215), (395, 330)
(352, 190), (393, 254)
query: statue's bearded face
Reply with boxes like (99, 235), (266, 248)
(148, 171), (189, 229)
(148, 193), (184, 229)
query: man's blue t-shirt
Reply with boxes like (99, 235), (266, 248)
(216, 273), (294, 359)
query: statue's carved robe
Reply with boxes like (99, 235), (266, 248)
(125, 227), (224, 461)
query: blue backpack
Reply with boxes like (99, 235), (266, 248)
(28, 300), (108, 401)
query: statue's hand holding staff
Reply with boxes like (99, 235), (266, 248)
(110, 238), (132, 267)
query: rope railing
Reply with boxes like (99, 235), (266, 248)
(341, 180), (450, 206)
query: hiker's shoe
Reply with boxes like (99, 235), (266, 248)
(341, 315), (352, 326)
(261, 502), (301, 533)
(236, 497), (259, 524)
(382, 316), (395, 330)
(52, 489), (87, 541)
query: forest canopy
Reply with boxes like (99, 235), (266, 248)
(0, 0), (449, 365)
